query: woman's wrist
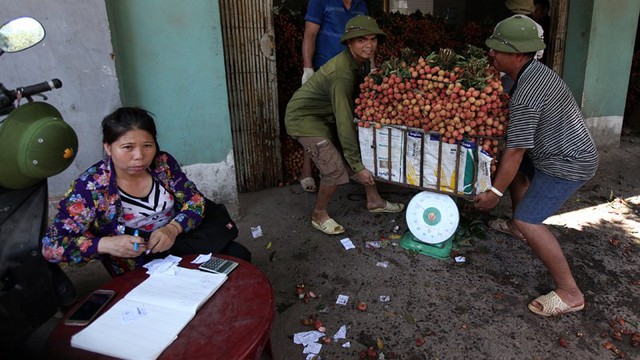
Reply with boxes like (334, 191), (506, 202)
(168, 221), (182, 236)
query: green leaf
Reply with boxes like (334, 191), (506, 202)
(404, 312), (416, 324)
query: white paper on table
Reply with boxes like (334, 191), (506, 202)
(144, 255), (182, 275)
(191, 253), (212, 264)
(342, 341), (351, 348)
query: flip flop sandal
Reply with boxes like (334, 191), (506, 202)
(488, 218), (527, 242)
(311, 218), (345, 235)
(369, 201), (405, 213)
(528, 291), (585, 317)
(300, 177), (317, 192)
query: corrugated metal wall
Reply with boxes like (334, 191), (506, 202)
(549, 0), (568, 76)
(219, 0), (281, 193)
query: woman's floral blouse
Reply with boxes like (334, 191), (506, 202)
(42, 152), (205, 275)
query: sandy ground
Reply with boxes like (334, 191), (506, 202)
(55, 136), (640, 359)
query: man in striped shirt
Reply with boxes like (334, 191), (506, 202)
(474, 16), (599, 317)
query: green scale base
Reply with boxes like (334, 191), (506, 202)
(399, 230), (454, 260)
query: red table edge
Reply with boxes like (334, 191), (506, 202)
(47, 254), (276, 360)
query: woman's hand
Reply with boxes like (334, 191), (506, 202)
(97, 235), (147, 258)
(147, 223), (181, 253)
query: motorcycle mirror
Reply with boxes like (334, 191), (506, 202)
(0, 17), (45, 54)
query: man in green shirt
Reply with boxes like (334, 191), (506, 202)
(285, 16), (404, 235)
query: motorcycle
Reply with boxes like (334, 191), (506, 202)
(0, 17), (79, 355)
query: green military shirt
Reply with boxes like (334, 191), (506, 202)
(285, 48), (370, 173)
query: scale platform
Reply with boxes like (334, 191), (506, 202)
(400, 231), (454, 259)
(400, 191), (459, 259)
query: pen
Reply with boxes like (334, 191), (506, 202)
(133, 229), (139, 251)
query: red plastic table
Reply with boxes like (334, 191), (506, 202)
(46, 255), (275, 360)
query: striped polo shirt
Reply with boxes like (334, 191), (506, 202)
(506, 60), (599, 181)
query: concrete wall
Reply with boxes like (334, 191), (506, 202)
(2, 1), (239, 215)
(104, 0), (239, 212)
(564, 0), (640, 148)
(2, 1), (120, 196)
(563, 1), (592, 102)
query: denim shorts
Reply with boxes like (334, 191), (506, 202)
(514, 163), (585, 224)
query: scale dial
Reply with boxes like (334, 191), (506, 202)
(405, 191), (459, 244)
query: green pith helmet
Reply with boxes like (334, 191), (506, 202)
(0, 102), (78, 189)
(339, 15), (386, 45)
(505, 0), (534, 14)
(485, 15), (545, 53)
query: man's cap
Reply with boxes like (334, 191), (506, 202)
(505, 0), (535, 15)
(339, 16), (386, 45)
(486, 15), (546, 53)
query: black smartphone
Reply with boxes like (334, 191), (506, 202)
(64, 289), (116, 326)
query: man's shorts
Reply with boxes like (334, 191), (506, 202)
(297, 136), (350, 186)
(514, 158), (585, 224)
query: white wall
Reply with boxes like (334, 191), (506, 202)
(2, 1), (120, 198)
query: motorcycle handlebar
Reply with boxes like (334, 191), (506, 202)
(0, 79), (62, 117)
(11, 79), (63, 100)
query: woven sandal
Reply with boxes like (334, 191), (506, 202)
(300, 177), (317, 192)
(528, 291), (585, 317)
(369, 201), (405, 213)
(311, 218), (345, 235)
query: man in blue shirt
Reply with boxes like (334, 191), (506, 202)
(302, 0), (369, 83)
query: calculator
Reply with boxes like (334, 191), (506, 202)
(198, 256), (239, 274)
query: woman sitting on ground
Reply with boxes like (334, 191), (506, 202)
(42, 107), (250, 276)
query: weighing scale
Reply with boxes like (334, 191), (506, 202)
(400, 191), (460, 259)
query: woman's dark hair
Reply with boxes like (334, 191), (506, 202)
(102, 107), (159, 148)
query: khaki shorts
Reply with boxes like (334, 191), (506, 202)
(297, 136), (350, 186)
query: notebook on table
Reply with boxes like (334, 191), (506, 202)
(71, 266), (227, 360)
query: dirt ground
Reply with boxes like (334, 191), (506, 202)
(59, 136), (640, 360)
(234, 135), (640, 360)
